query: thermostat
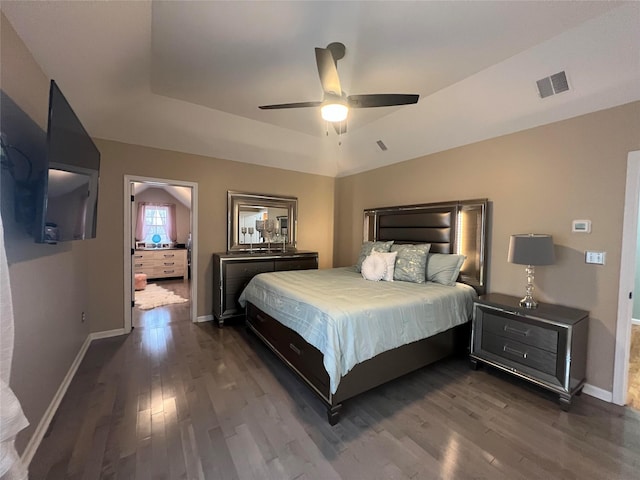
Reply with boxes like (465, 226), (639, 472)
(572, 220), (591, 233)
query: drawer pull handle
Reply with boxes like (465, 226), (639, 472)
(164, 262), (175, 266)
(503, 345), (527, 359)
(256, 314), (267, 323)
(504, 325), (529, 337)
(134, 263), (143, 267)
(289, 343), (301, 356)
(164, 254), (175, 258)
(164, 270), (175, 274)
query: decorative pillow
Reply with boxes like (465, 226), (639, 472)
(390, 243), (431, 283)
(355, 240), (394, 272)
(426, 253), (466, 286)
(361, 254), (387, 281)
(372, 251), (398, 282)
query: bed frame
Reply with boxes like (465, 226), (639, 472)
(246, 199), (489, 424)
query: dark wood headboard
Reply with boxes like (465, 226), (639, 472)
(363, 199), (489, 294)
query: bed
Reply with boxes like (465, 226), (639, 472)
(239, 199), (489, 424)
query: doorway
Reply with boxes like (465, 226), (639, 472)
(613, 150), (640, 406)
(123, 175), (198, 332)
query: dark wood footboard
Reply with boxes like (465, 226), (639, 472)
(245, 301), (470, 425)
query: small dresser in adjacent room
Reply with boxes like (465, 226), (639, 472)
(133, 248), (188, 280)
(213, 251), (318, 327)
(470, 293), (589, 410)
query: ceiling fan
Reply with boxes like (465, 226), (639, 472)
(258, 42), (419, 135)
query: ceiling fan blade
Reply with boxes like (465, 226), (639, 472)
(347, 94), (419, 108)
(259, 101), (322, 110)
(315, 47), (342, 96)
(332, 122), (347, 136)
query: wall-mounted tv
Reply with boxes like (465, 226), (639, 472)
(34, 81), (100, 243)
(0, 80), (100, 244)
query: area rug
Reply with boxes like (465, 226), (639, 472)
(134, 283), (188, 310)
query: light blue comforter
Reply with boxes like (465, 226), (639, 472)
(239, 266), (476, 394)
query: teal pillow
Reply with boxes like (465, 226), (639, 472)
(390, 244), (431, 283)
(426, 253), (466, 286)
(355, 241), (394, 272)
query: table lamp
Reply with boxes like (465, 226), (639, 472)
(508, 234), (555, 308)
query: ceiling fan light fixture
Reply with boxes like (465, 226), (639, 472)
(321, 102), (348, 122)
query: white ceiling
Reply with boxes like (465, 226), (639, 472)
(2, 1), (639, 177)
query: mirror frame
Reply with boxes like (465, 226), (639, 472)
(227, 191), (298, 252)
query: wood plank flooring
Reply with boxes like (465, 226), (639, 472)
(30, 294), (640, 479)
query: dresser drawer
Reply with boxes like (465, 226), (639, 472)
(482, 309), (558, 353)
(274, 257), (317, 271)
(134, 249), (187, 279)
(481, 331), (557, 376)
(226, 261), (274, 279)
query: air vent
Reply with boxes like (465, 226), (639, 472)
(536, 71), (569, 99)
(376, 140), (388, 151)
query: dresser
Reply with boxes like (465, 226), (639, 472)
(133, 249), (188, 280)
(213, 251), (318, 327)
(470, 293), (589, 410)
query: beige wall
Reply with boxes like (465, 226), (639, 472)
(1, 12), (91, 453)
(335, 101), (640, 392)
(87, 139), (335, 332)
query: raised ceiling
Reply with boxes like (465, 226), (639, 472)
(2, 1), (639, 177)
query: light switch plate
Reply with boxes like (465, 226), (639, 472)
(585, 251), (606, 265)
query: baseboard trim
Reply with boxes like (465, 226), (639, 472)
(20, 333), (92, 467)
(632, 318), (640, 326)
(20, 327), (129, 467)
(89, 328), (127, 340)
(582, 383), (613, 403)
(197, 314), (213, 323)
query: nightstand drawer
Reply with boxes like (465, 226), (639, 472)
(483, 310), (558, 353)
(481, 331), (557, 376)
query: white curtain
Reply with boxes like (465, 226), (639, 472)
(135, 203), (177, 243)
(0, 213), (29, 480)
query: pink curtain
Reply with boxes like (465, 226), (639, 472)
(166, 204), (177, 242)
(135, 203), (148, 241)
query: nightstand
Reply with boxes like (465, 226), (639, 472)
(470, 293), (589, 410)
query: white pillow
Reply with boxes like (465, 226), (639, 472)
(372, 251), (398, 282)
(361, 254), (386, 281)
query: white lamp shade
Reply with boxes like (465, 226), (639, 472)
(508, 234), (555, 266)
(321, 103), (348, 122)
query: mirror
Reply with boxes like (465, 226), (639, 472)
(227, 191), (297, 252)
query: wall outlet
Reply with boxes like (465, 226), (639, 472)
(585, 251), (606, 265)
(81, 311), (86, 323)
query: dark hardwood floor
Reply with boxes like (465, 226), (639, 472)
(30, 291), (640, 479)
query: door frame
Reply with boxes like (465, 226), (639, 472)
(613, 150), (640, 405)
(123, 175), (198, 332)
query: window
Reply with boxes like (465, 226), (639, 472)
(143, 205), (170, 243)
(135, 202), (177, 244)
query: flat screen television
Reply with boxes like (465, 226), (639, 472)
(34, 80), (100, 243)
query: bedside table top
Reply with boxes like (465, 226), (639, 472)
(477, 293), (589, 325)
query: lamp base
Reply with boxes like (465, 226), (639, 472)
(519, 295), (538, 309)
